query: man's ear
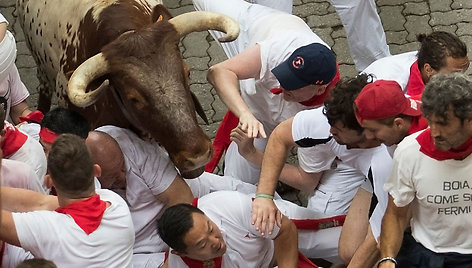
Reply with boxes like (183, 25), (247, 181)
(423, 63), (437, 81)
(170, 249), (186, 257)
(316, 85), (327, 95)
(93, 164), (101, 178)
(44, 174), (54, 189)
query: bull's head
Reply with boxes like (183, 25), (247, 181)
(67, 9), (239, 178)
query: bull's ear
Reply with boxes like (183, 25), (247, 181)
(152, 4), (173, 23)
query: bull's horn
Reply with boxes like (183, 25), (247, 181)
(168, 11), (239, 42)
(67, 53), (110, 107)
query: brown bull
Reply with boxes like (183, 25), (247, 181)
(16, 0), (239, 178)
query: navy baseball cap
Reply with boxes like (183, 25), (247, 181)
(271, 43), (337, 91)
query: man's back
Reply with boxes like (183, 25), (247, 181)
(12, 189), (134, 267)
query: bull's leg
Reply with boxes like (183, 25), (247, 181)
(36, 74), (52, 113)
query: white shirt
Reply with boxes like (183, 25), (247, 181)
(96, 125), (178, 254)
(362, 51), (418, 93)
(13, 189), (135, 267)
(167, 191), (279, 268)
(0, 158), (45, 193)
(385, 130), (472, 253)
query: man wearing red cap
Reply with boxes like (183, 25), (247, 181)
(379, 73), (472, 268)
(193, 0), (340, 182)
(354, 80), (428, 149)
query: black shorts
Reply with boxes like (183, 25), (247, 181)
(396, 228), (472, 268)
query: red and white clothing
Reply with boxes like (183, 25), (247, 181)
(385, 130), (472, 253)
(362, 51), (418, 93)
(166, 190), (338, 267)
(193, 0), (334, 182)
(12, 189), (134, 267)
(96, 125), (178, 267)
(2, 121), (47, 191)
(292, 108), (393, 240)
(292, 108), (376, 214)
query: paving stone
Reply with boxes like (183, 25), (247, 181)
(332, 37), (354, 65)
(338, 64), (357, 78)
(0, 0), (15, 8)
(190, 83), (214, 111)
(182, 32), (210, 58)
(457, 22), (472, 36)
(313, 27), (334, 47)
(211, 97), (227, 122)
(190, 69), (208, 84)
(185, 56), (210, 71)
(404, 2), (429, 16)
(390, 42), (420, 55)
(404, 15), (432, 42)
(379, 5), (405, 31)
(207, 40), (227, 66)
(306, 12), (341, 29)
(293, 2), (330, 17)
(386, 30), (409, 45)
(432, 24), (458, 33)
(452, 0), (472, 9)
(15, 54), (36, 68)
(429, 0), (452, 12)
(430, 9), (472, 26)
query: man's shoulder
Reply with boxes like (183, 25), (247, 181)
(292, 107), (331, 147)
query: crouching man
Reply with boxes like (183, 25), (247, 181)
(0, 134), (135, 267)
(158, 190), (303, 268)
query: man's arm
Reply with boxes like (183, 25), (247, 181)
(378, 195), (411, 268)
(273, 215), (298, 268)
(156, 175), (194, 207)
(207, 44), (266, 138)
(10, 101), (32, 125)
(347, 226), (380, 268)
(0, 210), (20, 246)
(1, 186), (58, 212)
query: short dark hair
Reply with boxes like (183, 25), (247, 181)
(47, 134), (94, 198)
(417, 31), (467, 72)
(41, 108), (90, 139)
(157, 203), (204, 253)
(324, 74), (372, 133)
(422, 73), (472, 122)
(16, 258), (57, 268)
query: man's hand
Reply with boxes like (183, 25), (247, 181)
(238, 111), (266, 139)
(251, 197), (282, 236)
(230, 126), (256, 157)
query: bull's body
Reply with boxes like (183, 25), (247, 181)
(16, 0), (237, 177)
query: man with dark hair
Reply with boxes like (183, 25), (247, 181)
(354, 80), (427, 148)
(246, 75), (388, 263)
(158, 191), (300, 267)
(362, 31), (469, 98)
(19, 107), (91, 156)
(0, 134), (134, 267)
(16, 258), (57, 268)
(379, 73), (472, 267)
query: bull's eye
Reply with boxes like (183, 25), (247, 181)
(126, 90), (147, 109)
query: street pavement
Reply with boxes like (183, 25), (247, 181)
(1, 0), (472, 176)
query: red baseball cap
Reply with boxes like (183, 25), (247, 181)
(354, 80), (422, 123)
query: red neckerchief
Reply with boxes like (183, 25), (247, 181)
(417, 129), (472, 160)
(18, 110), (44, 124)
(408, 115), (428, 135)
(270, 63), (341, 107)
(1, 122), (28, 158)
(55, 194), (106, 235)
(406, 61), (425, 97)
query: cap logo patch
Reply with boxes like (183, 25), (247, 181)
(315, 80), (324, 85)
(292, 56), (304, 69)
(409, 99), (418, 110)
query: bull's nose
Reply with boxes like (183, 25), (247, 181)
(180, 166), (205, 179)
